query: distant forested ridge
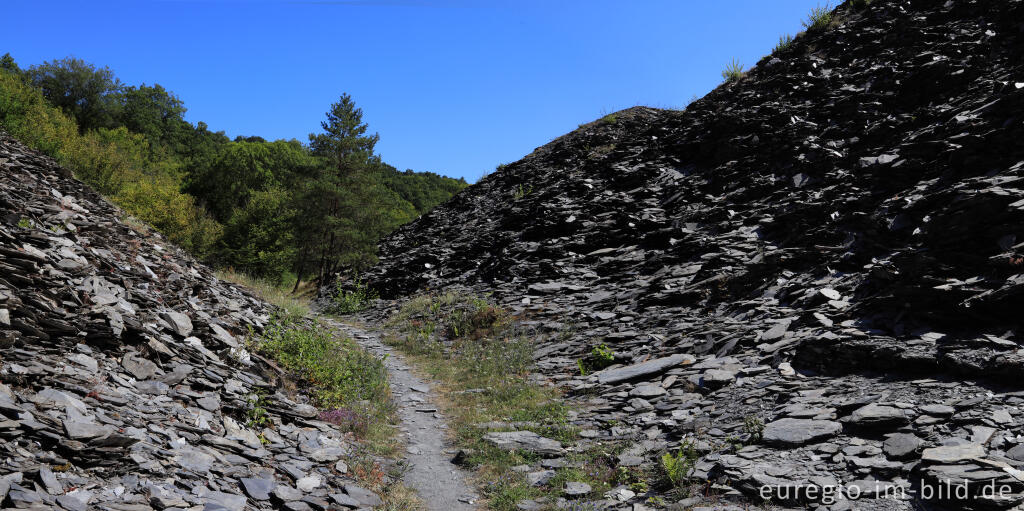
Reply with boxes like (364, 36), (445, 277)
(0, 54), (467, 284)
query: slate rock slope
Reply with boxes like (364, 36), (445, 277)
(0, 132), (381, 510)
(358, 0), (1024, 508)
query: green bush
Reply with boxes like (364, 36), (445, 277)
(802, 3), (833, 30)
(329, 277), (379, 314)
(257, 312), (389, 409)
(721, 59), (744, 83)
(579, 343), (616, 375)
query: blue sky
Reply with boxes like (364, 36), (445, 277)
(4, 0), (825, 182)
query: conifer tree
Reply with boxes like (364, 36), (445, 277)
(294, 94), (415, 288)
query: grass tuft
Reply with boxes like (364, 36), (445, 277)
(773, 34), (794, 53)
(721, 59), (744, 83)
(802, 3), (833, 31)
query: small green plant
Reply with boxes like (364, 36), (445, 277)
(773, 34), (794, 53)
(721, 59), (744, 83)
(802, 3), (833, 30)
(725, 435), (743, 452)
(743, 415), (765, 442)
(661, 439), (699, 489)
(646, 496), (666, 507)
(495, 162), (509, 172)
(599, 113), (617, 124)
(577, 343), (615, 375)
(330, 277), (379, 314)
(591, 344), (615, 369)
(16, 218), (31, 229)
(511, 183), (533, 200)
(245, 391), (272, 441)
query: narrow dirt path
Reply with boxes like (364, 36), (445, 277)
(326, 319), (479, 511)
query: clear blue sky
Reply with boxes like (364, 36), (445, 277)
(3, 0), (825, 182)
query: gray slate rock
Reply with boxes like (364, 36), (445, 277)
(763, 418), (842, 447)
(597, 354), (692, 384)
(240, 477), (276, 501)
(482, 431), (564, 455)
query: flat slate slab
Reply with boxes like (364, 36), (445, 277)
(597, 354), (693, 384)
(482, 431), (564, 455)
(763, 418), (843, 447)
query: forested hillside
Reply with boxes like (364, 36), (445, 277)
(0, 54), (467, 284)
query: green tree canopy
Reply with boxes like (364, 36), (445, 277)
(119, 83), (187, 146)
(187, 139), (317, 222)
(26, 57), (124, 132)
(0, 53), (19, 74)
(308, 93), (379, 171)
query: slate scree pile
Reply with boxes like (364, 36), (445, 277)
(353, 0), (1024, 509)
(0, 131), (387, 509)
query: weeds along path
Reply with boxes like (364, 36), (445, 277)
(324, 318), (480, 511)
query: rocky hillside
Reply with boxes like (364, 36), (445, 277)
(0, 132), (384, 510)
(358, 0), (1024, 508)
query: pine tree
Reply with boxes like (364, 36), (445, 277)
(293, 94), (415, 288)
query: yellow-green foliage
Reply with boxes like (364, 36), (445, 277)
(0, 71), (79, 155)
(0, 70), (220, 255)
(661, 440), (698, 488)
(115, 173), (222, 253)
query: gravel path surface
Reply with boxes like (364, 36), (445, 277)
(329, 320), (480, 511)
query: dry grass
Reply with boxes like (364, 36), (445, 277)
(215, 269), (313, 317)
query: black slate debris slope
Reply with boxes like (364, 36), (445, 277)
(0, 132), (382, 510)
(355, 0), (1024, 508)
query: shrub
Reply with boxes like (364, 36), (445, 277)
(329, 277), (379, 314)
(256, 312), (389, 411)
(591, 344), (615, 368)
(114, 171), (222, 253)
(445, 299), (510, 340)
(802, 3), (833, 31)
(721, 59), (744, 83)
(774, 34), (794, 53)
(245, 391), (271, 430)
